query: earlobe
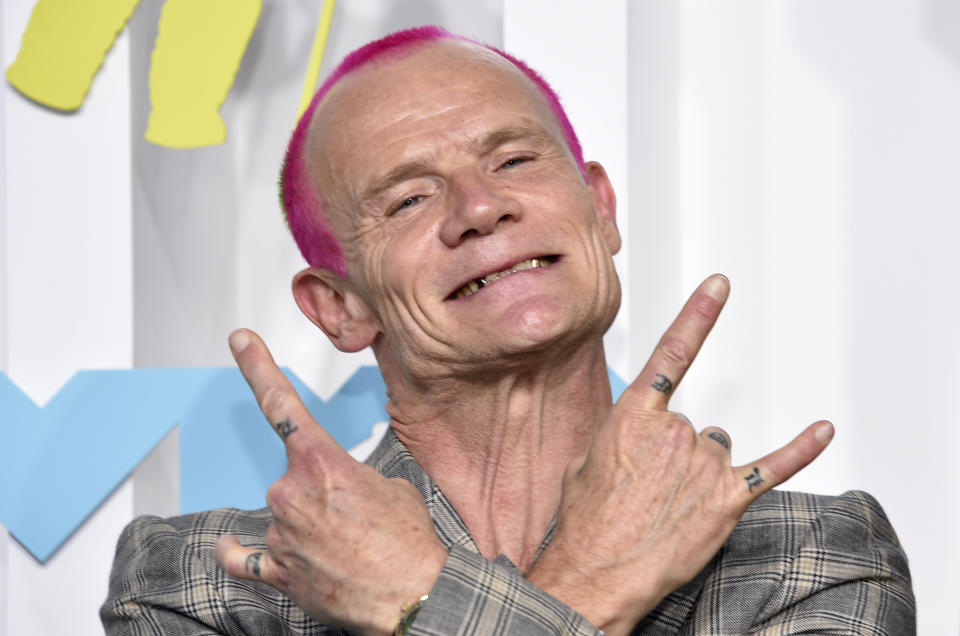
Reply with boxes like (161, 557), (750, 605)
(585, 161), (621, 255)
(292, 268), (380, 352)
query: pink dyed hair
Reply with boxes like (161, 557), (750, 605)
(280, 25), (586, 277)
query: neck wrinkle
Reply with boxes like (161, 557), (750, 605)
(388, 338), (612, 570)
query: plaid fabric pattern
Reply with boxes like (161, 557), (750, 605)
(102, 429), (914, 635)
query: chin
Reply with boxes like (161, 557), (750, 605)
(490, 312), (595, 363)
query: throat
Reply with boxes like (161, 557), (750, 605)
(410, 411), (590, 570)
(452, 464), (562, 572)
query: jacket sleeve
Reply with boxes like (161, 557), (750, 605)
(100, 509), (350, 636)
(409, 544), (603, 635)
(101, 511), (598, 636)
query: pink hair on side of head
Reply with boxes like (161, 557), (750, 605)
(281, 25), (586, 277)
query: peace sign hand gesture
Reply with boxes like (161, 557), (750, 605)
(526, 275), (833, 636)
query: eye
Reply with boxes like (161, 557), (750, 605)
(499, 156), (531, 170)
(389, 195), (423, 215)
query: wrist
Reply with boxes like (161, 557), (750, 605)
(527, 554), (659, 635)
(394, 594), (429, 635)
(368, 544), (447, 635)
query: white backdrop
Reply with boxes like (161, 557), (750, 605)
(1, 0), (956, 633)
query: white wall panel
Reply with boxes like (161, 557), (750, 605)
(7, 483), (134, 635)
(3, 0), (133, 405)
(626, 1), (958, 632)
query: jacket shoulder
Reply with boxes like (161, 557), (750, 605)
(687, 490), (915, 635)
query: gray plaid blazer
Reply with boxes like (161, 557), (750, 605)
(102, 429), (915, 635)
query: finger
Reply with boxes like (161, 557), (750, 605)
(626, 274), (730, 411)
(228, 329), (340, 456)
(734, 420), (834, 503)
(216, 534), (281, 586)
(700, 426), (732, 453)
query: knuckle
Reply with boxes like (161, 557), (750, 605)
(670, 412), (694, 428)
(264, 523), (283, 549)
(688, 293), (718, 323)
(294, 446), (330, 477)
(664, 415), (697, 446)
(658, 336), (691, 369)
(258, 384), (291, 416)
(266, 480), (292, 512)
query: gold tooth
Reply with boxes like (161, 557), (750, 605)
(456, 257), (553, 298)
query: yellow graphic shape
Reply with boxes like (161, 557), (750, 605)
(298, 0), (337, 119)
(6, 0), (140, 111)
(146, 0), (262, 148)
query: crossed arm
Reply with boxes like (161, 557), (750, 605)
(208, 275), (845, 635)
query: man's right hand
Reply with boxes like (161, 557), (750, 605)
(526, 274), (834, 636)
(214, 329), (448, 636)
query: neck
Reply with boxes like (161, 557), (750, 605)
(384, 339), (613, 571)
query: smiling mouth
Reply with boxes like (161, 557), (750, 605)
(449, 255), (559, 300)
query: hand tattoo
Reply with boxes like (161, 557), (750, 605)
(707, 431), (730, 449)
(245, 552), (263, 577)
(274, 418), (299, 439)
(651, 373), (674, 394)
(744, 467), (765, 493)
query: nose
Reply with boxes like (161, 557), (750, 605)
(438, 171), (522, 247)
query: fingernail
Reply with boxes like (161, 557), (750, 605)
(703, 275), (729, 301)
(815, 421), (834, 443)
(229, 330), (250, 353)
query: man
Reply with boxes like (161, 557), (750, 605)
(102, 26), (914, 635)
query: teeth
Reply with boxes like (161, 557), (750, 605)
(453, 257), (555, 299)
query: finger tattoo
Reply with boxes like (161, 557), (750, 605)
(707, 431), (730, 449)
(651, 373), (674, 394)
(245, 552), (263, 577)
(274, 418), (299, 439)
(744, 467), (765, 493)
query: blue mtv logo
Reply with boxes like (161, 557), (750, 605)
(0, 366), (388, 562)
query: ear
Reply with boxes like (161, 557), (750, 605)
(292, 268), (381, 353)
(585, 161), (621, 255)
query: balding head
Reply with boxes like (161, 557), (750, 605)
(280, 26), (586, 277)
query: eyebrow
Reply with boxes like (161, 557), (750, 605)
(362, 158), (436, 202)
(360, 125), (557, 202)
(475, 125), (555, 153)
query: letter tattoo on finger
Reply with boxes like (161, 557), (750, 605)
(744, 467), (765, 493)
(245, 552), (263, 577)
(274, 418), (299, 439)
(707, 431), (730, 449)
(651, 373), (674, 394)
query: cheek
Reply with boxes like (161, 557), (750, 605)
(355, 220), (437, 307)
